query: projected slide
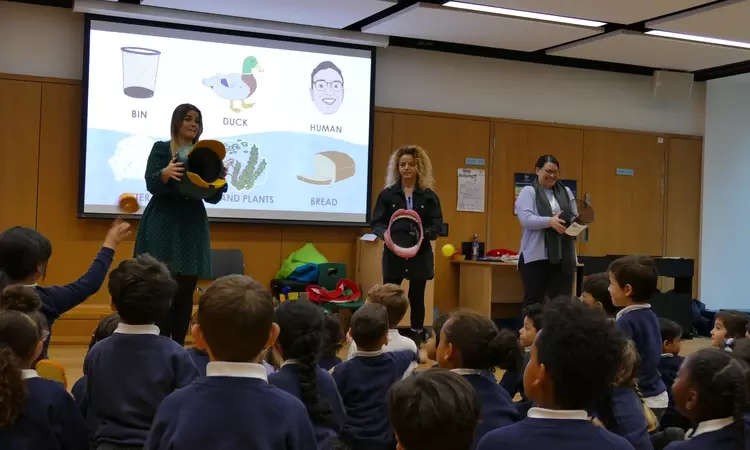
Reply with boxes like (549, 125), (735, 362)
(82, 19), (373, 224)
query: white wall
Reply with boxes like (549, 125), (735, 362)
(1, 1), (706, 136)
(700, 74), (750, 311)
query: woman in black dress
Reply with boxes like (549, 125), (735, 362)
(371, 145), (443, 344)
(134, 103), (227, 345)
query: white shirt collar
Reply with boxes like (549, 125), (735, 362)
(206, 362), (268, 381)
(686, 417), (734, 438)
(113, 323), (160, 335)
(280, 359), (299, 368)
(661, 353), (674, 358)
(451, 368), (484, 376)
(352, 349), (384, 358)
(615, 303), (651, 321)
(21, 369), (39, 380)
(387, 329), (401, 339)
(527, 407), (589, 421)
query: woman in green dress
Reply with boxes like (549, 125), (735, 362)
(134, 103), (227, 345)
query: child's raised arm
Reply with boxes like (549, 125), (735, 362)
(39, 219), (131, 319)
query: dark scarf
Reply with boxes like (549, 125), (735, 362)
(534, 180), (576, 274)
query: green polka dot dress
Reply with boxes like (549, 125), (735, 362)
(134, 141), (226, 278)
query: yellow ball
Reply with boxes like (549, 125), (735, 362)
(441, 244), (456, 258)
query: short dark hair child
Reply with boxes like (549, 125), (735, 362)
(424, 313), (449, 363)
(269, 300), (347, 448)
(660, 318), (683, 357)
(711, 310), (749, 350)
(477, 297), (633, 450)
(609, 256), (667, 413)
(582, 272), (618, 317)
(520, 303), (543, 349)
(500, 305), (542, 409)
(70, 312), (121, 416)
(389, 369), (481, 450)
(146, 275), (317, 450)
(85, 255), (199, 449)
(0, 309), (88, 450)
(318, 313), (343, 371)
(438, 310), (522, 448)
(331, 303), (418, 450)
(0, 220), (129, 359)
(608, 255), (658, 304)
(668, 348), (750, 450)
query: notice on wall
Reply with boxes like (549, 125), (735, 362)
(457, 168), (485, 213)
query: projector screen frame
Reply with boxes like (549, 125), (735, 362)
(77, 14), (377, 228)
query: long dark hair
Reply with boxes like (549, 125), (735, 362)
(170, 103), (203, 154)
(275, 300), (335, 428)
(0, 310), (40, 427)
(0, 227), (52, 291)
(686, 348), (749, 450)
(442, 310), (523, 372)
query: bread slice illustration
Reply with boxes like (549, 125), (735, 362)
(297, 151), (356, 185)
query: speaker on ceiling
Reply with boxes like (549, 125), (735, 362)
(652, 70), (694, 100)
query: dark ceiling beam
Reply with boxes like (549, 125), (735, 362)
(344, 0), (420, 31)
(8, 0), (73, 8)
(388, 36), (655, 77)
(694, 59), (750, 81)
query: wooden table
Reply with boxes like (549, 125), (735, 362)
(452, 260), (582, 319)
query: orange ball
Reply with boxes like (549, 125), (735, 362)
(117, 193), (140, 214)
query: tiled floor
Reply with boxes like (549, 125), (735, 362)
(49, 337), (713, 390)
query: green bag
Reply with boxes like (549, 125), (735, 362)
(276, 243), (328, 279)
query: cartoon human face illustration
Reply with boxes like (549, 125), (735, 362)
(310, 61), (344, 115)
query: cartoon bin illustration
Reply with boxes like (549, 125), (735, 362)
(121, 47), (161, 99)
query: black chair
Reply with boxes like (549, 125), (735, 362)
(197, 249), (244, 293)
(210, 249), (245, 278)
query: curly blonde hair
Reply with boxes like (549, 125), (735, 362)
(385, 145), (434, 190)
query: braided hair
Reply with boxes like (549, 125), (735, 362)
(275, 300), (335, 428)
(683, 348), (750, 450)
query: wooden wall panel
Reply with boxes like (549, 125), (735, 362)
(490, 123), (583, 250)
(664, 138), (702, 294)
(391, 113), (492, 313)
(371, 112), (394, 208)
(0, 79), (41, 229)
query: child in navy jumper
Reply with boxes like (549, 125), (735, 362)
(347, 284), (418, 359)
(269, 299), (347, 449)
(332, 303), (418, 450)
(0, 288), (88, 450)
(85, 255), (199, 450)
(581, 272), (619, 318)
(665, 348), (750, 449)
(437, 310), (521, 449)
(146, 275), (317, 450)
(0, 220), (130, 358)
(609, 255), (668, 417)
(658, 318), (691, 431)
(500, 304), (542, 411)
(71, 312), (121, 417)
(594, 339), (654, 450)
(477, 297), (632, 450)
(423, 313), (448, 366)
(388, 369), (481, 450)
(318, 313), (344, 371)
(187, 312), (274, 376)
(711, 310), (749, 351)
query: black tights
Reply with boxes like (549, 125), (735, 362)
(158, 274), (197, 346)
(383, 277), (426, 330)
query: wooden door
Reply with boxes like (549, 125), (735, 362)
(580, 130), (666, 257)
(391, 114), (492, 313)
(490, 122), (583, 251)
(0, 79), (42, 229)
(664, 138), (702, 293)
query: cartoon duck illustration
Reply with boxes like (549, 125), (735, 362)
(202, 56), (263, 113)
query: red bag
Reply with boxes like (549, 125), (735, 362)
(306, 278), (361, 303)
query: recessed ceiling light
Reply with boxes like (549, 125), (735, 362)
(443, 1), (606, 28)
(645, 30), (750, 50)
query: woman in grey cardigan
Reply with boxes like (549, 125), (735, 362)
(514, 155), (577, 306)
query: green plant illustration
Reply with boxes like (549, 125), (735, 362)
(228, 143), (267, 191)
